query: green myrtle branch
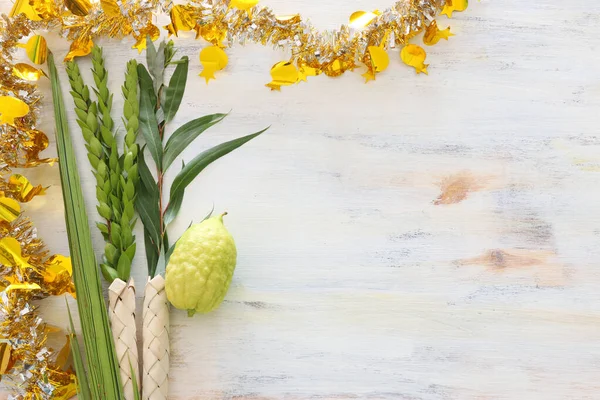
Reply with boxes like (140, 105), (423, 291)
(67, 45), (139, 282)
(136, 38), (268, 278)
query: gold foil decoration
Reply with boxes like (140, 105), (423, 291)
(64, 36), (94, 61)
(0, 237), (33, 271)
(133, 23), (160, 53)
(43, 255), (75, 297)
(101, 0), (121, 17)
(54, 336), (71, 369)
(5, 282), (40, 291)
(7, 174), (47, 202)
(297, 61), (321, 82)
(12, 63), (46, 81)
(230, 0), (259, 14)
(266, 61), (299, 91)
(441, 0), (468, 18)
(196, 25), (227, 47)
(65, 0), (92, 16)
(19, 35), (48, 65)
(363, 44), (390, 82)
(0, 342), (11, 375)
(164, 5), (199, 37)
(349, 10), (381, 28)
(275, 14), (301, 24)
(0, 97), (30, 126)
(199, 46), (228, 83)
(423, 20), (454, 45)
(401, 44), (429, 75)
(9, 0), (42, 21)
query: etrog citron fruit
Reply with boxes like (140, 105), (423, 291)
(165, 213), (237, 316)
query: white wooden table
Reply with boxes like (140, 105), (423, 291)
(4, 0), (600, 398)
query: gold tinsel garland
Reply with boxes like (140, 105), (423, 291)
(0, 0), (470, 398)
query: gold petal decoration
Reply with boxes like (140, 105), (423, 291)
(0, 195), (20, 222)
(297, 60), (321, 82)
(132, 23), (160, 53)
(64, 36), (94, 62)
(100, 0), (121, 17)
(51, 373), (78, 400)
(54, 335), (71, 369)
(266, 61), (299, 91)
(5, 282), (41, 291)
(164, 5), (199, 37)
(0, 97), (30, 126)
(43, 255), (75, 297)
(0, 237), (33, 270)
(199, 46), (228, 83)
(441, 0), (468, 18)
(64, 0), (91, 16)
(0, 342), (11, 375)
(230, 0), (259, 13)
(363, 45), (389, 82)
(423, 20), (454, 45)
(31, 0), (60, 20)
(12, 63), (46, 81)
(9, 0), (41, 20)
(275, 14), (301, 24)
(401, 44), (429, 75)
(195, 25), (227, 47)
(8, 174), (47, 202)
(349, 10), (381, 28)
(19, 35), (48, 65)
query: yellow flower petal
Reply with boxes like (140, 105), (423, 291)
(265, 61), (299, 91)
(0, 96), (30, 126)
(401, 44), (429, 75)
(12, 63), (46, 81)
(199, 46), (228, 83)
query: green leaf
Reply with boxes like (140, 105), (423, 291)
(136, 183), (161, 247)
(163, 56), (189, 123)
(137, 64), (157, 108)
(139, 88), (163, 169)
(116, 252), (131, 281)
(164, 128), (267, 225)
(162, 113), (227, 171)
(138, 149), (157, 192)
(143, 228), (159, 276)
(66, 300), (92, 400)
(154, 246), (167, 277)
(129, 357), (141, 400)
(124, 242), (136, 263)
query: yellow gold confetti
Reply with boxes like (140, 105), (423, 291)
(5, 282), (40, 291)
(401, 44), (429, 75)
(19, 35), (47, 65)
(0, 97), (30, 126)
(349, 10), (381, 28)
(100, 0), (121, 17)
(8, 175), (47, 202)
(266, 61), (299, 91)
(9, 0), (42, 20)
(441, 0), (468, 18)
(164, 5), (199, 37)
(64, 35), (94, 61)
(12, 63), (46, 81)
(363, 45), (389, 82)
(199, 46), (228, 83)
(133, 23), (160, 53)
(423, 20), (454, 45)
(0, 342), (11, 375)
(64, 0), (91, 16)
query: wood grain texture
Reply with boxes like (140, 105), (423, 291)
(3, 0), (600, 399)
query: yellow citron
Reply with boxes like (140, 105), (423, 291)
(166, 214), (237, 316)
(0, 195), (20, 222)
(401, 44), (429, 75)
(266, 61), (299, 90)
(423, 20), (454, 45)
(199, 46), (228, 83)
(9, 0), (41, 20)
(349, 10), (380, 28)
(18, 35), (47, 64)
(0, 96), (30, 126)
(12, 63), (45, 81)
(441, 0), (468, 18)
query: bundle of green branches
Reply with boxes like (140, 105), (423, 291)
(137, 38), (267, 400)
(66, 46), (140, 400)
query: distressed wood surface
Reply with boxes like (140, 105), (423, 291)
(3, 0), (600, 399)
